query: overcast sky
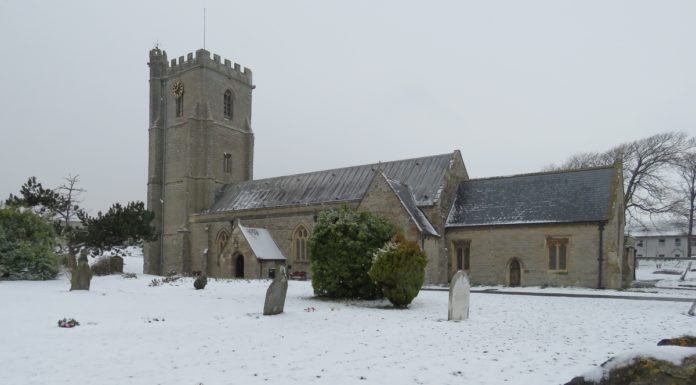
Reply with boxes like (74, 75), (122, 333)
(1, 0), (694, 212)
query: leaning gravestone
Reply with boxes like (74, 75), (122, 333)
(448, 270), (470, 321)
(71, 250), (93, 291)
(263, 266), (288, 316)
(689, 300), (696, 317)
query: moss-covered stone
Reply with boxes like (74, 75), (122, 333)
(657, 336), (696, 347)
(565, 354), (696, 385)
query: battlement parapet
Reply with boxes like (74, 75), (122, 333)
(150, 48), (252, 85)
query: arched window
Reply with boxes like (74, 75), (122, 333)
(175, 94), (184, 117)
(292, 225), (309, 262)
(223, 152), (232, 173)
(216, 230), (230, 257)
(223, 90), (233, 119)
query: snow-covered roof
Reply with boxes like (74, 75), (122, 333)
(446, 166), (616, 227)
(239, 225), (286, 261)
(628, 223), (695, 237)
(384, 177), (439, 237)
(208, 152), (456, 212)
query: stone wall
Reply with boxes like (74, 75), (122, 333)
(445, 222), (625, 289)
(145, 48), (254, 275)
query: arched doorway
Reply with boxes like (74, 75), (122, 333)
(235, 255), (245, 278)
(509, 259), (521, 287)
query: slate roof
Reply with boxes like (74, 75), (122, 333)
(239, 225), (286, 260)
(208, 152), (455, 213)
(385, 177), (439, 237)
(446, 167), (617, 227)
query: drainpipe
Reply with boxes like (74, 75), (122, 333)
(159, 78), (167, 276)
(597, 222), (605, 289)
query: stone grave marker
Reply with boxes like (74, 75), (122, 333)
(71, 249), (93, 291)
(689, 300), (696, 317)
(263, 266), (288, 316)
(110, 256), (124, 274)
(448, 270), (470, 321)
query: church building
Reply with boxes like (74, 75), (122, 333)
(144, 48), (631, 289)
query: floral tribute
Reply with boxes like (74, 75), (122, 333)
(57, 318), (80, 328)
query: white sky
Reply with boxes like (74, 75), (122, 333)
(1, 0), (695, 212)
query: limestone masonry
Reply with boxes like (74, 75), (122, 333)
(145, 48), (631, 288)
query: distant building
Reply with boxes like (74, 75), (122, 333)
(144, 47), (629, 289)
(630, 225), (696, 259)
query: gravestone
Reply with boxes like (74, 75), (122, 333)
(688, 300), (696, 317)
(110, 256), (124, 274)
(70, 250), (93, 291)
(263, 266), (288, 316)
(448, 270), (470, 321)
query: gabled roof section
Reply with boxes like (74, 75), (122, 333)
(385, 177), (439, 237)
(446, 166), (617, 227)
(209, 152), (455, 213)
(239, 225), (286, 261)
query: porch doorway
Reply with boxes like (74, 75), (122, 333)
(235, 255), (245, 278)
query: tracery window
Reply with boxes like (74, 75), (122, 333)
(216, 230), (230, 257)
(454, 240), (471, 271)
(292, 225), (309, 262)
(547, 238), (568, 271)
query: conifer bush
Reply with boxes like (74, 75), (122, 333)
(310, 207), (396, 299)
(0, 206), (59, 280)
(368, 234), (428, 308)
(193, 275), (208, 290)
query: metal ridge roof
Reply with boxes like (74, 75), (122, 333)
(208, 152), (455, 213)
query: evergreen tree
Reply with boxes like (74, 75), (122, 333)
(0, 206), (59, 280)
(310, 206), (396, 299)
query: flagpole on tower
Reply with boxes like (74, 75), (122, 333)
(203, 8), (206, 49)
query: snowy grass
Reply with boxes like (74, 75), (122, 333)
(1, 253), (695, 385)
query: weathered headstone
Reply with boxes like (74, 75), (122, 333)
(448, 270), (470, 321)
(110, 256), (124, 274)
(70, 250), (93, 291)
(688, 300), (696, 317)
(263, 266), (288, 316)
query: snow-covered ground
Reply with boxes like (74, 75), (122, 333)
(1, 251), (694, 385)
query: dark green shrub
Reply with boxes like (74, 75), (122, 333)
(0, 207), (59, 280)
(369, 234), (428, 308)
(194, 275), (208, 290)
(310, 206), (396, 299)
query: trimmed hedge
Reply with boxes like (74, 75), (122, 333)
(369, 234), (427, 308)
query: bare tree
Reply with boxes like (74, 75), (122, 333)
(670, 149), (696, 280)
(55, 174), (85, 236)
(546, 132), (694, 220)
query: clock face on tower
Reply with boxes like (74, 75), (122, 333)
(171, 80), (184, 97)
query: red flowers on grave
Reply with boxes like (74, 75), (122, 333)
(57, 318), (80, 328)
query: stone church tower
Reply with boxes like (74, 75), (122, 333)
(144, 48), (254, 275)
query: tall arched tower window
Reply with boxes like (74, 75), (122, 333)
(175, 95), (184, 117)
(292, 225), (309, 262)
(223, 152), (232, 173)
(223, 90), (233, 119)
